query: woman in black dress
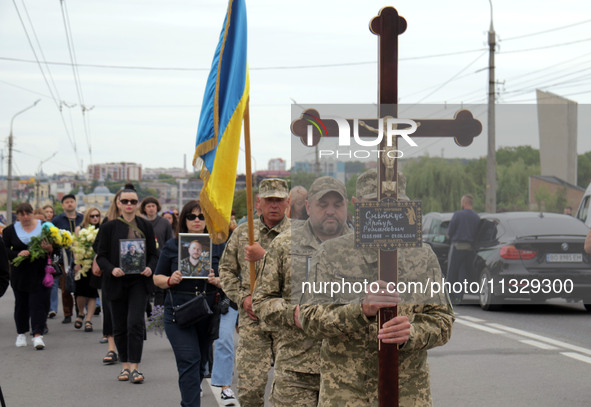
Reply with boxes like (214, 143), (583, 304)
(96, 184), (158, 383)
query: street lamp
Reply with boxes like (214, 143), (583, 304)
(485, 0), (497, 213)
(7, 99), (41, 224)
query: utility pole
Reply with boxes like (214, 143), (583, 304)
(485, 0), (497, 213)
(7, 99), (41, 224)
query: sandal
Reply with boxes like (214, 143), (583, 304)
(117, 368), (131, 381)
(84, 321), (93, 332)
(130, 369), (144, 384)
(103, 350), (118, 365)
(74, 314), (85, 329)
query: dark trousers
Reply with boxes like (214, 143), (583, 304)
(164, 294), (212, 407)
(100, 290), (114, 336)
(13, 283), (51, 335)
(110, 282), (148, 363)
(447, 245), (476, 303)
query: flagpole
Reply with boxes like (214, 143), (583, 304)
(243, 97), (256, 293)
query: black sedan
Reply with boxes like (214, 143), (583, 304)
(472, 212), (591, 311)
(422, 212), (453, 274)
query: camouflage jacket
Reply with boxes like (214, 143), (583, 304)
(252, 220), (352, 374)
(219, 216), (291, 323)
(299, 233), (454, 407)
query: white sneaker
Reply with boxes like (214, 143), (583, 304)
(15, 334), (27, 347)
(221, 387), (237, 406)
(33, 336), (45, 350)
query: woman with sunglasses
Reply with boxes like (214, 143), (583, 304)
(154, 200), (221, 406)
(96, 184), (158, 384)
(72, 207), (102, 332)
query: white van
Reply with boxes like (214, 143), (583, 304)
(575, 182), (591, 227)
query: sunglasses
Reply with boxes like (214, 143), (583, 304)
(90, 214), (101, 218)
(120, 199), (138, 205)
(186, 213), (205, 221)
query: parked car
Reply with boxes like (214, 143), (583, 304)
(422, 212), (453, 274)
(575, 182), (591, 227)
(473, 212), (591, 311)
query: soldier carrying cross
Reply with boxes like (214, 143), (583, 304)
(291, 5), (480, 406)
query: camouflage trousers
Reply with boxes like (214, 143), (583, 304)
(271, 369), (320, 407)
(236, 318), (276, 407)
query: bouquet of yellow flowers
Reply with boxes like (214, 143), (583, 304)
(11, 222), (73, 267)
(72, 225), (99, 278)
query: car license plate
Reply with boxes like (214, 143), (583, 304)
(546, 253), (582, 263)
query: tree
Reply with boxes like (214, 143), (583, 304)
(578, 151), (591, 188)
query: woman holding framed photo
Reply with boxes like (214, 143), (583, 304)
(96, 184), (158, 384)
(154, 200), (220, 406)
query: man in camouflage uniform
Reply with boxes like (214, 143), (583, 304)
(219, 178), (291, 407)
(179, 240), (208, 277)
(252, 176), (352, 407)
(299, 169), (455, 407)
(120, 244), (145, 274)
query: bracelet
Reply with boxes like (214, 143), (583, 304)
(167, 276), (173, 287)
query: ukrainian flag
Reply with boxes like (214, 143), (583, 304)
(193, 0), (248, 244)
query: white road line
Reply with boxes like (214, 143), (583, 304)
(456, 315), (486, 323)
(561, 352), (591, 365)
(486, 323), (591, 357)
(455, 318), (507, 334)
(519, 339), (559, 350)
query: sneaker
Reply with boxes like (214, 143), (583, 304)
(33, 336), (45, 350)
(48, 311), (57, 318)
(221, 388), (236, 406)
(15, 334), (27, 347)
(200, 385), (203, 398)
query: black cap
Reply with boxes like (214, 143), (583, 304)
(61, 194), (76, 203)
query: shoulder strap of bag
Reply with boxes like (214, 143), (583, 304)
(117, 216), (145, 239)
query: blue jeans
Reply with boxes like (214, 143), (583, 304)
(211, 306), (238, 386)
(164, 295), (212, 407)
(49, 276), (59, 313)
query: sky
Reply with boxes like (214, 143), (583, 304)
(1, 0), (590, 177)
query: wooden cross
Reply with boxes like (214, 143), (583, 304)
(291, 6), (481, 407)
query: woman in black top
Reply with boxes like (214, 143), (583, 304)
(96, 185), (157, 384)
(154, 200), (220, 407)
(3, 202), (53, 350)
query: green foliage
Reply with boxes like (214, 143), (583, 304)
(157, 173), (177, 185)
(232, 189), (255, 219)
(496, 159), (539, 212)
(534, 185), (567, 213)
(290, 171), (317, 190)
(402, 157), (479, 213)
(496, 146), (540, 167)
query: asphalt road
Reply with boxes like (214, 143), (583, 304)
(0, 293), (227, 407)
(429, 297), (591, 407)
(2, 291), (590, 407)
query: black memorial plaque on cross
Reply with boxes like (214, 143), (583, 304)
(290, 6), (482, 407)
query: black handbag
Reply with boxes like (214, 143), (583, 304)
(170, 290), (213, 328)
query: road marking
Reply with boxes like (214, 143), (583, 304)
(456, 315), (486, 323)
(455, 318), (507, 334)
(519, 339), (559, 350)
(486, 323), (591, 357)
(561, 352), (591, 365)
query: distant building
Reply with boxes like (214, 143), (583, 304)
(143, 167), (189, 180)
(529, 175), (584, 212)
(537, 90), (578, 185)
(88, 162), (142, 181)
(268, 158), (286, 171)
(83, 180), (115, 212)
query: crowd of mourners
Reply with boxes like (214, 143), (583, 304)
(1, 171), (511, 407)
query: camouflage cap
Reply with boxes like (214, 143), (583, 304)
(308, 176), (347, 201)
(356, 169), (377, 199)
(258, 178), (289, 199)
(355, 169), (410, 200)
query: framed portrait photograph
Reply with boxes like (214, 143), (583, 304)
(119, 238), (146, 275)
(178, 233), (211, 279)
